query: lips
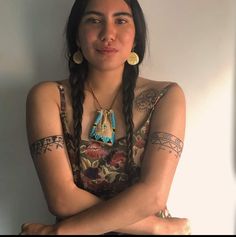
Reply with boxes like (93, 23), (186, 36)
(96, 47), (118, 54)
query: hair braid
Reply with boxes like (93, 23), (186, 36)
(69, 61), (87, 186)
(122, 64), (139, 184)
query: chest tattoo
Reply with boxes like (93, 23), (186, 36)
(135, 88), (159, 112)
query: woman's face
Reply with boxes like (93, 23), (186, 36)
(78, 0), (136, 71)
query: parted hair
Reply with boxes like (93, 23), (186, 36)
(65, 0), (147, 184)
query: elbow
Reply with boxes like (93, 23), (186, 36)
(47, 198), (73, 218)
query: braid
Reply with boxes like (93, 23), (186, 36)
(65, 0), (88, 181)
(122, 64), (139, 184)
(68, 60), (87, 186)
(69, 60), (138, 187)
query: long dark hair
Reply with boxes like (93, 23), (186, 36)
(65, 0), (147, 184)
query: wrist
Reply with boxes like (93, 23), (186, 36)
(52, 223), (65, 235)
(42, 225), (59, 235)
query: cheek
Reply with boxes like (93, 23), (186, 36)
(79, 29), (96, 49)
(120, 28), (135, 48)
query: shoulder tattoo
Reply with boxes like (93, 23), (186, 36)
(149, 132), (184, 158)
(30, 135), (64, 159)
(135, 88), (159, 112)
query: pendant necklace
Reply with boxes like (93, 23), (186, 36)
(88, 82), (120, 146)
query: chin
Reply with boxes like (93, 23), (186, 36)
(91, 61), (125, 72)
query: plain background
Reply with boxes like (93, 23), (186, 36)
(0, 0), (235, 234)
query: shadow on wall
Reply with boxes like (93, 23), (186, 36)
(0, 83), (53, 234)
(0, 0), (74, 234)
(23, 0), (73, 81)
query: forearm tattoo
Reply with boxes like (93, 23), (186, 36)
(150, 132), (184, 158)
(135, 89), (159, 111)
(30, 135), (64, 159)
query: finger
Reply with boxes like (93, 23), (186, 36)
(21, 223), (30, 230)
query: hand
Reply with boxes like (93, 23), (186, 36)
(19, 223), (56, 235)
(155, 208), (191, 235)
(154, 217), (191, 235)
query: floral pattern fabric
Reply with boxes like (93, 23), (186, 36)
(77, 121), (149, 200)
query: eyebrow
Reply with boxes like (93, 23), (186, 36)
(83, 11), (133, 18)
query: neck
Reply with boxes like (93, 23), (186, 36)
(87, 66), (124, 92)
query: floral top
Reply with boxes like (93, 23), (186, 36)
(56, 82), (172, 203)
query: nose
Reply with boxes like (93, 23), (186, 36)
(99, 22), (116, 43)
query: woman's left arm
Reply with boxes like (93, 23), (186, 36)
(22, 83), (186, 235)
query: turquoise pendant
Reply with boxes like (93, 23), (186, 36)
(89, 109), (116, 146)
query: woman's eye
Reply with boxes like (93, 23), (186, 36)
(86, 18), (101, 24)
(115, 18), (128, 25)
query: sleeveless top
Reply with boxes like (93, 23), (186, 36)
(56, 81), (173, 206)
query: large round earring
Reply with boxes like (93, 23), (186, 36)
(73, 50), (83, 64)
(127, 51), (139, 66)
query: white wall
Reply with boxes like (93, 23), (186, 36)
(139, 0), (236, 234)
(0, 0), (235, 234)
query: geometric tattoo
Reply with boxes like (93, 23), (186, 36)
(150, 132), (184, 158)
(30, 135), (64, 159)
(135, 89), (159, 112)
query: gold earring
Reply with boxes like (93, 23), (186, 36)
(127, 51), (139, 66)
(73, 50), (83, 64)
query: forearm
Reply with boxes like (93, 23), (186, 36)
(56, 186), (161, 235)
(116, 215), (159, 235)
(55, 182), (162, 235)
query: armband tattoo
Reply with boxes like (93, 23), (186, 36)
(150, 132), (183, 158)
(30, 135), (64, 159)
(135, 89), (159, 111)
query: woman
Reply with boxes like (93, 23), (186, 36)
(20, 0), (191, 235)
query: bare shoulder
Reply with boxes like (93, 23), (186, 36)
(135, 77), (185, 111)
(136, 77), (184, 94)
(26, 80), (63, 106)
(26, 80), (66, 143)
(27, 80), (60, 98)
(26, 80), (61, 114)
(137, 78), (186, 141)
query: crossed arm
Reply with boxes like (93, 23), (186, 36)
(21, 81), (189, 235)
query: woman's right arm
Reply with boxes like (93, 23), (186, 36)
(26, 81), (101, 216)
(25, 81), (189, 235)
